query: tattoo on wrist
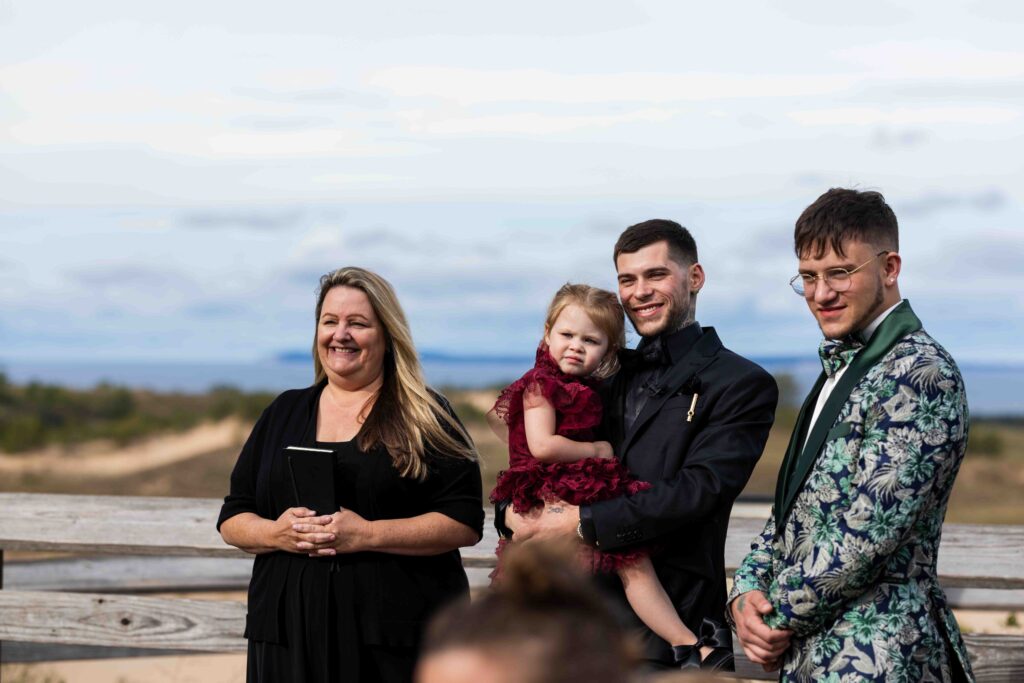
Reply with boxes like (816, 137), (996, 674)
(738, 596), (746, 614)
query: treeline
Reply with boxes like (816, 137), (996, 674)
(0, 372), (274, 453)
(0, 369), (1013, 457)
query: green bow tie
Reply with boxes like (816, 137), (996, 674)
(818, 335), (864, 377)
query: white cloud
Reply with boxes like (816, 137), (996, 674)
(256, 67), (347, 91)
(395, 108), (678, 136)
(788, 106), (1021, 126)
(206, 130), (395, 158)
(309, 172), (413, 186)
(835, 40), (1024, 79)
(367, 67), (855, 105)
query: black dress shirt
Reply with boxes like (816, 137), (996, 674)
(623, 322), (704, 432)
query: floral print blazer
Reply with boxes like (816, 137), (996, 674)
(731, 302), (974, 682)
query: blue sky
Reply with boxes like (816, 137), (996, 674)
(1, 1), (1022, 364)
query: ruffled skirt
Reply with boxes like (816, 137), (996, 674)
(490, 457), (652, 573)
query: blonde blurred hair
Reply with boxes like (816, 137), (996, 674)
(313, 267), (476, 479)
(543, 283), (625, 379)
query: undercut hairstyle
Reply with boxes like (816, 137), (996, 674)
(794, 188), (899, 259)
(312, 267), (477, 479)
(420, 540), (639, 683)
(544, 283), (625, 379)
(613, 218), (698, 266)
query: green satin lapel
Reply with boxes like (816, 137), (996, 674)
(776, 300), (923, 530)
(773, 372), (825, 527)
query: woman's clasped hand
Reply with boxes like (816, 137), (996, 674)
(289, 506), (373, 556)
(261, 506), (333, 553)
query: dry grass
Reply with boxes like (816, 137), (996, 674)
(0, 444), (240, 499)
(1, 389), (1020, 525)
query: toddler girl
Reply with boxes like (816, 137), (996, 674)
(488, 283), (731, 671)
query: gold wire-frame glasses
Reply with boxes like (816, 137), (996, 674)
(789, 251), (889, 296)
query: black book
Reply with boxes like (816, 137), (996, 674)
(286, 446), (336, 515)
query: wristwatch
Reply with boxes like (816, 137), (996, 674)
(577, 506), (597, 547)
(494, 500), (513, 540)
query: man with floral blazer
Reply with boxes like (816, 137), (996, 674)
(729, 189), (974, 682)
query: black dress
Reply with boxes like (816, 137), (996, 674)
(217, 382), (484, 683)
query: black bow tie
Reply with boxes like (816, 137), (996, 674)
(620, 339), (670, 371)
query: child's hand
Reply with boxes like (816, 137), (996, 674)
(594, 441), (615, 459)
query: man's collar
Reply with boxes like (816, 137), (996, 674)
(636, 321), (703, 365)
(858, 299), (904, 342)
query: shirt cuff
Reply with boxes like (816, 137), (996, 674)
(578, 504), (597, 547)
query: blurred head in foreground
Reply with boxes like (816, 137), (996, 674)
(416, 540), (639, 683)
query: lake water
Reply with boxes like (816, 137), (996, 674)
(1, 357), (1021, 416)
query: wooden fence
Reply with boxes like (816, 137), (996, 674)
(1, 492), (1022, 681)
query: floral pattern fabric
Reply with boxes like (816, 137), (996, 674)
(730, 329), (975, 682)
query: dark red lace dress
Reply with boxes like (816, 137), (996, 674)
(490, 346), (651, 573)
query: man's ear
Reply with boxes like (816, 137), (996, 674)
(690, 263), (706, 294)
(883, 252), (902, 284)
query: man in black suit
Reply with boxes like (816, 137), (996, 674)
(502, 219), (778, 669)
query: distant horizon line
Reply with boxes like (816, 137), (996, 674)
(2, 351), (1022, 372)
(276, 349), (1024, 371)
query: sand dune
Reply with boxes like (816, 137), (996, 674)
(0, 418), (248, 478)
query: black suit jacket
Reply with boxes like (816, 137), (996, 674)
(591, 327), (777, 665)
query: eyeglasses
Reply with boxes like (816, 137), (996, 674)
(789, 251), (889, 296)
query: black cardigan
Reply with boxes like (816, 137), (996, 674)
(217, 381), (484, 645)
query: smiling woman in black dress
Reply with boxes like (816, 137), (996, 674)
(218, 266), (484, 683)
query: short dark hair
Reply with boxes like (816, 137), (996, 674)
(794, 188), (899, 259)
(614, 219), (698, 266)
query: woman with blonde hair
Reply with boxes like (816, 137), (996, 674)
(219, 266), (484, 683)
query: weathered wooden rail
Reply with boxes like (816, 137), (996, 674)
(1, 493), (1022, 680)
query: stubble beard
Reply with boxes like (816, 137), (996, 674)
(821, 279), (886, 339)
(628, 295), (692, 339)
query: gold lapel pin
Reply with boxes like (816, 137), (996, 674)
(687, 393), (699, 422)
